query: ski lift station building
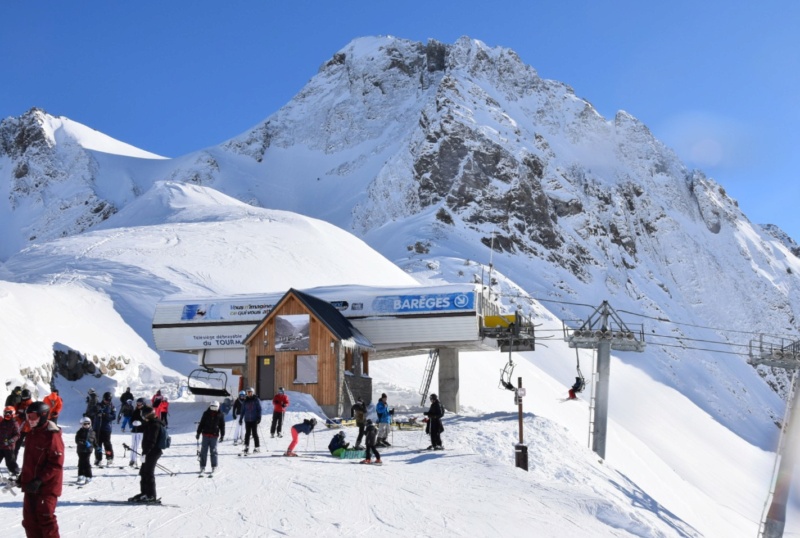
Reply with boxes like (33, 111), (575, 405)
(152, 283), (533, 417)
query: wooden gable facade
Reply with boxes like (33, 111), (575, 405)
(243, 289), (374, 417)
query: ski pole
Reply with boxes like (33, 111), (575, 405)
(123, 443), (175, 476)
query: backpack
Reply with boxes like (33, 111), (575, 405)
(157, 424), (171, 450)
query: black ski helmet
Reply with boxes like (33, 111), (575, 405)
(20, 389), (31, 400)
(429, 393), (438, 400)
(26, 401), (51, 427)
(102, 391), (112, 402)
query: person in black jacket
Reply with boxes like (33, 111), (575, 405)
(119, 387), (134, 413)
(4, 386), (22, 408)
(196, 401), (225, 474)
(75, 416), (96, 485)
(350, 397), (367, 450)
(231, 390), (245, 446)
(129, 406), (163, 503)
(424, 393), (445, 450)
(360, 419), (381, 464)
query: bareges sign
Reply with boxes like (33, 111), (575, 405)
(371, 291), (474, 314)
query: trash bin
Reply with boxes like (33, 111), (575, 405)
(514, 443), (528, 471)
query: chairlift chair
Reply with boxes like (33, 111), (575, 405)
(187, 350), (231, 397)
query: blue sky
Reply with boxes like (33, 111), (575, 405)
(2, 2), (798, 239)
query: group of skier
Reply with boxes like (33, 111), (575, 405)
(3, 383), (448, 537)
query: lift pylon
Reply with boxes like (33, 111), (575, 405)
(562, 301), (645, 459)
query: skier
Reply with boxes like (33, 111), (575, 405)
(157, 396), (170, 427)
(231, 390), (246, 445)
(93, 392), (116, 466)
(361, 419), (381, 464)
(4, 386), (22, 408)
(196, 401), (225, 474)
(568, 377), (585, 400)
(75, 416), (96, 485)
(18, 401), (64, 537)
(241, 387), (262, 454)
(423, 393), (445, 450)
(118, 399), (134, 432)
(0, 406), (21, 479)
(14, 389), (34, 458)
(375, 393), (393, 446)
(129, 405), (164, 503)
(84, 388), (98, 419)
(119, 387), (134, 410)
(285, 418), (317, 456)
(41, 389), (63, 424)
(270, 387), (289, 438)
(128, 398), (146, 468)
(350, 396), (367, 449)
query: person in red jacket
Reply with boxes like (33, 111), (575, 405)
(157, 396), (170, 427)
(18, 401), (64, 538)
(270, 387), (289, 438)
(42, 389), (63, 424)
(0, 406), (21, 477)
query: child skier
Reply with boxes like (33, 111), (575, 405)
(0, 406), (21, 478)
(361, 419), (381, 464)
(284, 418), (317, 456)
(75, 416), (96, 485)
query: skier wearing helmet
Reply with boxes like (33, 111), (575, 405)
(75, 416), (96, 485)
(0, 406), (21, 478)
(196, 401), (225, 474)
(18, 401), (64, 537)
(241, 388), (262, 454)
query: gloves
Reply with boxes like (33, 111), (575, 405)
(344, 442), (350, 449)
(389, 408), (395, 416)
(24, 479), (42, 494)
(196, 434), (200, 440)
(219, 436), (224, 442)
(238, 418), (243, 425)
(257, 419), (261, 425)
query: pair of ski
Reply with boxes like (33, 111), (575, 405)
(89, 498), (177, 507)
(197, 470), (217, 478)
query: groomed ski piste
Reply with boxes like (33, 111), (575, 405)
(1, 350), (773, 538)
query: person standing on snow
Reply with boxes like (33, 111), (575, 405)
(241, 388), (262, 454)
(196, 401), (225, 474)
(75, 416), (96, 486)
(270, 387), (289, 438)
(93, 392), (116, 466)
(350, 396), (367, 449)
(18, 401), (64, 538)
(129, 406), (164, 503)
(231, 390), (246, 445)
(128, 398), (146, 468)
(41, 389), (63, 425)
(119, 387), (134, 410)
(375, 393), (393, 447)
(423, 393), (445, 450)
(118, 399), (134, 432)
(0, 406), (21, 479)
(157, 396), (170, 427)
(284, 418), (317, 456)
(361, 419), (381, 464)
(14, 389), (34, 459)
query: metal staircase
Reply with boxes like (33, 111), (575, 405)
(419, 349), (439, 406)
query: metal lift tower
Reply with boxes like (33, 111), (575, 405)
(750, 337), (800, 538)
(563, 301), (645, 460)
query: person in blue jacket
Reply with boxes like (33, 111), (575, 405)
(241, 387), (262, 454)
(375, 393), (393, 447)
(285, 418), (317, 456)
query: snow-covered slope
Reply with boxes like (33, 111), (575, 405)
(1, 36), (800, 535)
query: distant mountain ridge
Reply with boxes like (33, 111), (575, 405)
(1, 36), (799, 446)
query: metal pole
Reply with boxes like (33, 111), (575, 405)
(518, 377), (524, 445)
(591, 305), (612, 460)
(763, 374), (800, 537)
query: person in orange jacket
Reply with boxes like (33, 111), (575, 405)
(42, 389), (63, 424)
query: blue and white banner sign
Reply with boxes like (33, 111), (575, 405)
(371, 291), (474, 314)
